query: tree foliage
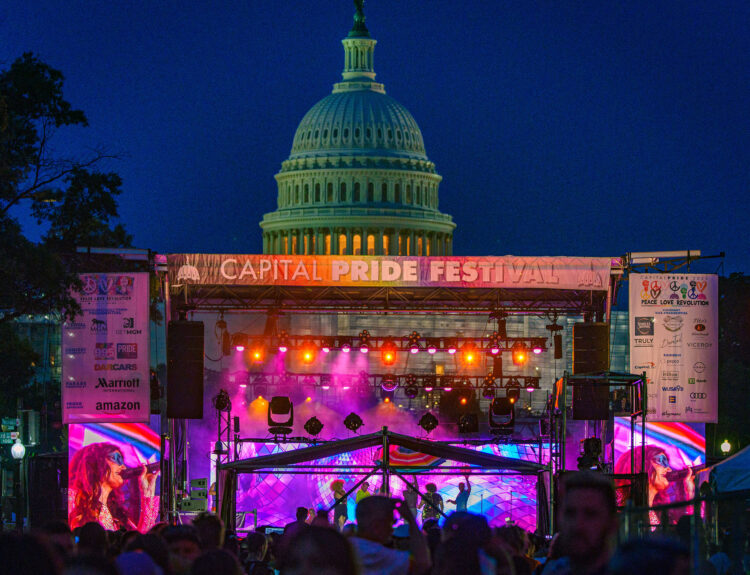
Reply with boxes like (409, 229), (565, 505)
(0, 52), (131, 324)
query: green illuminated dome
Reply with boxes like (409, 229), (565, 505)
(260, 7), (455, 256)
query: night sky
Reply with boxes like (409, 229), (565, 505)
(3, 1), (748, 273)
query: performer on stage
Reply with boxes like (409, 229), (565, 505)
(331, 479), (349, 530)
(68, 442), (159, 531)
(447, 474), (471, 512)
(417, 483), (443, 523)
(402, 475), (419, 519)
(356, 481), (372, 503)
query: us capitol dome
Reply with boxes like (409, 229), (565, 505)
(260, 4), (455, 256)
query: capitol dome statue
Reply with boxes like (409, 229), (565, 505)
(260, 3), (455, 256)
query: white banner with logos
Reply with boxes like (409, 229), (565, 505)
(629, 273), (718, 423)
(62, 273), (150, 423)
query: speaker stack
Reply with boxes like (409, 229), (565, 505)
(571, 322), (610, 420)
(167, 321), (205, 419)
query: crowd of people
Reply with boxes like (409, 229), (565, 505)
(1, 471), (748, 574)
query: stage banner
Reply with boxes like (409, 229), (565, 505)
(629, 273), (718, 423)
(62, 273), (150, 423)
(169, 254), (612, 290)
(68, 422), (160, 531)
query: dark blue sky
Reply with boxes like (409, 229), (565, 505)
(3, 1), (748, 272)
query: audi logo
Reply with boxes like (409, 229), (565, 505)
(690, 392), (707, 399)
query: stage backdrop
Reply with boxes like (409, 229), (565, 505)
(62, 273), (150, 423)
(68, 421), (161, 531)
(629, 273), (718, 422)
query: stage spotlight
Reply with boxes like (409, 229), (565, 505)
(232, 333), (247, 352)
(381, 374), (398, 392)
(344, 412), (364, 433)
(359, 330), (371, 353)
(304, 416), (324, 437)
(381, 388), (395, 403)
(458, 413), (479, 434)
(300, 340), (317, 364)
(212, 389), (232, 412)
(446, 339), (457, 355)
(507, 388), (520, 404)
(321, 337), (332, 353)
(340, 338), (352, 353)
(457, 380), (473, 405)
(532, 340), (544, 354)
(423, 375), (436, 392)
(418, 412), (439, 434)
(488, 331), (501, 355)
(277, 331), (289, 353)
(320, 374), (332, 390)
(441, 375), (454, 392)
(489, 397), (515, 431)
(525, 376), (540, 393)
(511, 342), (528, 366)
(460, 342), (478, 366)
(426, 338), (438, 354)
(407, 331), (421, 354)
(248, 343), (265, 363)
(381, 339), (397, 366)
(482, 375), (496, 398)
(404, 385), (418, 399)
(268, 396), (294, 435)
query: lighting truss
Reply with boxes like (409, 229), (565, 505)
(229, 334), (548, 355)
(238, 372), (542, 390)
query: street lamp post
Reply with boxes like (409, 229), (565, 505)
(11, 439), (25, 533)
(720, 439), (731, 456)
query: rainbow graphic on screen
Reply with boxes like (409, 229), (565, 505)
(614, 418), (705, 470)
(69, 420), (161, 531)
(230, 441), (546, 532)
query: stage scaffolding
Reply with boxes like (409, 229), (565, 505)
(216, 427), (550, 533)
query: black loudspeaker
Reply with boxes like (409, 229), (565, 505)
(572, 323), (610, 420)
(167, 321), (205, 419)
(554, 334), (563, 359)
(28, 453), (67, 527)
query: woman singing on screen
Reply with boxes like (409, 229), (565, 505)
(68, 442), (159, 531)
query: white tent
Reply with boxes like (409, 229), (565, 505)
(710, 445), (750, 493)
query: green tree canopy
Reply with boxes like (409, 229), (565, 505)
(0, 52), (131, 324)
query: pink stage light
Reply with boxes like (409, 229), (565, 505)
(424, 386), (434, 392)
(239, 383), (247, 388)
(490, 347), (500, 355)
(322, 346), (330, 353)
(532, 346), (543, 354)
(410, 347), (419, 355)
(443, 386), (453, 392)
(360, 346), (369, 354)
(235, 345), (245, 352)
(278, 345), (288, 353)
(526, 386), (536, 393)
(341, 343), (351, 353)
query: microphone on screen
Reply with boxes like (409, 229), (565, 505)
(118, 461), (161, 479)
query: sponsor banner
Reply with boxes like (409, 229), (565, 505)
(168, 254), (612, 290)
(68, 421), (160, 530)
(629, 274), (718, 423)
(62, 273), (150, 423)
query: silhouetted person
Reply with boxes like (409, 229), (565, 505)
(351, 495), (430, 575)
(542, 472), (618, 575)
